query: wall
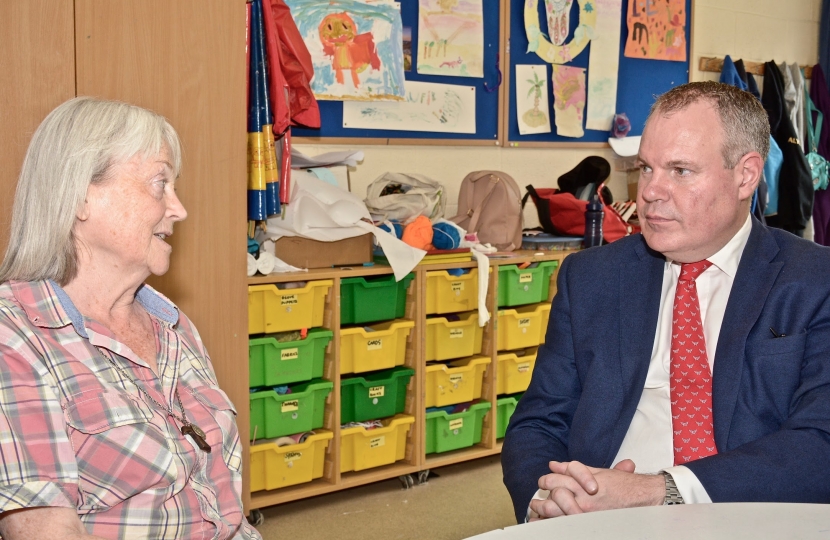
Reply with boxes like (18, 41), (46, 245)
(296, 0), (821, 222)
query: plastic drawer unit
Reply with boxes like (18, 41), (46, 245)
(425, 269), (480, 315)
(497, 261), (558, 307)
(248, 328), (333, 387)
(425, 312), (484, 361)
(340, 414), (415, 473)
(496, 394), (523, 439)
(249, 430), (333, 491)
(496, 347), (538, 395)
(425, 356), (491, 408)
(496, 303), (551, 351)
(340, 367), (415, 424)
(425, 401), (491, 454)
(340, 273), (414, 325)
(339, 320), (415, 374)
(249, 379), (333, 440)
(248, 280), (332, 335)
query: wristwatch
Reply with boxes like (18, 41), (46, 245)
(662, 471), (685, 505)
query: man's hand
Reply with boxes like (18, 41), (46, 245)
(529, 460), (664, 520)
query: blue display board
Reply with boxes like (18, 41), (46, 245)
(507, 0), (692, 145)
(292, 0), (503, 143)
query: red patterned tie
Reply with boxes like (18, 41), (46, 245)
(671, 260), (717, 465)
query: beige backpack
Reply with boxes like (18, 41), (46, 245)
(450, 171), (523, 251)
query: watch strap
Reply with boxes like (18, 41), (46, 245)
(662, 471), (685, 505)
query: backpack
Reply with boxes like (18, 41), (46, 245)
(523, 184), (629, 243)
(449, 171), (523, 251)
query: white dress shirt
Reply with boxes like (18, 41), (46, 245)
(531, 214), (752, 514)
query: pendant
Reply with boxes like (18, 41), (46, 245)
(182, 424), (212, 453)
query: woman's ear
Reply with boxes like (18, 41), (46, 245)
(76, 197), (91, 221)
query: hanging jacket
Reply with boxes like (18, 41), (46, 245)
(762, 61), (813, 237)
(810, 64), (830, 245)
(734, 59), (762, 100)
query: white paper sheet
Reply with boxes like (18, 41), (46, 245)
(585, 0), (623, 131)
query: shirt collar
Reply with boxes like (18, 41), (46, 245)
(666, 213), (753, 279)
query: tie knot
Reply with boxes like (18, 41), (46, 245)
(680, 260), (712, 282)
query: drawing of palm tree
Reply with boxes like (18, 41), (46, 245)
(522, 70), (548, 127)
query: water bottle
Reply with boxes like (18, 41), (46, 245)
(584, 195), (604, 248)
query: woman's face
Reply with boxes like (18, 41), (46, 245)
(77, 146), (187, 281)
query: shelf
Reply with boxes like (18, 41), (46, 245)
(425, 445), (501, 469)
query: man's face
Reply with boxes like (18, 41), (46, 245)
(636, 100), (755, 263)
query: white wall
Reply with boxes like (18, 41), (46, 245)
(296, 0), (821, 220)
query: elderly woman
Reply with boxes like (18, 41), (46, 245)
(0, 98), (260, 539)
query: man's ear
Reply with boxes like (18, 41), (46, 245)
(736, 151), (763, 200)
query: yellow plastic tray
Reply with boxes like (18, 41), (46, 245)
(497, 303), (551, 351)
(425, 312), (484, 361)
(425, 356), (491, 408)
(339, 320), (415, 374)
(249, 430), (333, 492)
(426, 269), (480, 314)
(248, 281), (333, 334)
(340, 415), (415, 473)
(496, 347), (538, 395)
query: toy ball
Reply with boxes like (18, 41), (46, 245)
(432, 222), (461, 250)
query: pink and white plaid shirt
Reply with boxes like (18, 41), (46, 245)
(0, 280), (261, 539)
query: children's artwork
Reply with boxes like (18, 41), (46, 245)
(285, 0), (406, 101)
(516, 64), (551, 135)
(342, 80), (476, 133)
(624, 0), (687, 61)
(525, 0), (596, 64)
(552, 65), (586, 138)
(417, 0), (484, 77)
(585, 0), (622, 131)
(545, 0), (574, 46)
(403, 26), (413, 71)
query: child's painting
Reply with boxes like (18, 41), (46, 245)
(624, 0), (687, 61)
(416, 0), (484, 78)
(342, 80), (476, 133)
(403, 26), (413, 71)
(516, 64), (551, 135)
(552, 65), (585, 138)
(285, 0), (406, 100)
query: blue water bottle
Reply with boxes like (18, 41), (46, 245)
(584, 195), (604, 248)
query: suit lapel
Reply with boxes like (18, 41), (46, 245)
(712, 221), (782, 446)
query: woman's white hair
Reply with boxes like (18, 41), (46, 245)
(0, 97), (182, 285)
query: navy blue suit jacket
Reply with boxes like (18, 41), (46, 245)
(502, 219), (830, 522)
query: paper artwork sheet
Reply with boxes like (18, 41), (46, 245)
(585, 0), (622, 131)
(417, 0), (484, 78)
(552, 65), (586, 138)
(343, 80), (476, 133)
(285, 0), (406, 101)
(624, 0), (687, 61)
(516, 64), (551, 135)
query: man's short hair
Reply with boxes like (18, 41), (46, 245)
(646, 81), (770, 168)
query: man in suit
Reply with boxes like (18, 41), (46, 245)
(502, 81), (830, 523)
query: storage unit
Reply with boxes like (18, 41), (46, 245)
(425, 356), (491, 407)
(497, 261), (558, 307)
(425, 401), (491, 454)
(496, 394), (523, 439)
(496, 347), (538, 395)
(249, 380), (333, 440)
(496, 303), (552, 351)
(340, 274), (415, 324)
(339, 320), (415, 374)
(426, 269), (480, 314)
(249, 431), (334, 491)
(248, 281), (333, 334)
(425, 312), (484, 361)
(248, 328), (333, 387)
(340, 367), (415, 423)
(340, 415), (415, 473)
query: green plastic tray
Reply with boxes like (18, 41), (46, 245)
(425, 401), (491, 454)
(496, 393), (523, 439)
(497, 261), (558, 307)
(340, 273), (414, 325)
(249, 379), (333, 440)
(340, 367), (415, 424)
(248, 328), (333, 387)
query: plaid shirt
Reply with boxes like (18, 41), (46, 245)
(0, 280), (261, 539)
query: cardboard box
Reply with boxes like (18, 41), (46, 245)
(274, 234), (374, 269)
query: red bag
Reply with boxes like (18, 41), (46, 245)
(523, 184), (629, 243)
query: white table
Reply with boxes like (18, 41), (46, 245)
(466, 503), (830, 539)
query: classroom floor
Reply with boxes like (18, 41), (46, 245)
(254, 455), (517, 540)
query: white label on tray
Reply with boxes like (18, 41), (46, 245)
(280, 294), (298, 306)
(448, 418), (464, 430)
(519, 273), (533, 283)
(449, 329), (464, 339)
(518, 362), (531, 373)
(518, 318), (532, 328)
(367, 338), (383, 351)
(281, 400), (299, 413)
(451, 281), (464, 292)
(449, 374), (463, 384)
(370, 436), (385, 448)
(284, 451), (302, 462)
(281, 348), (299, 361)
(369, 386), (385, 398)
